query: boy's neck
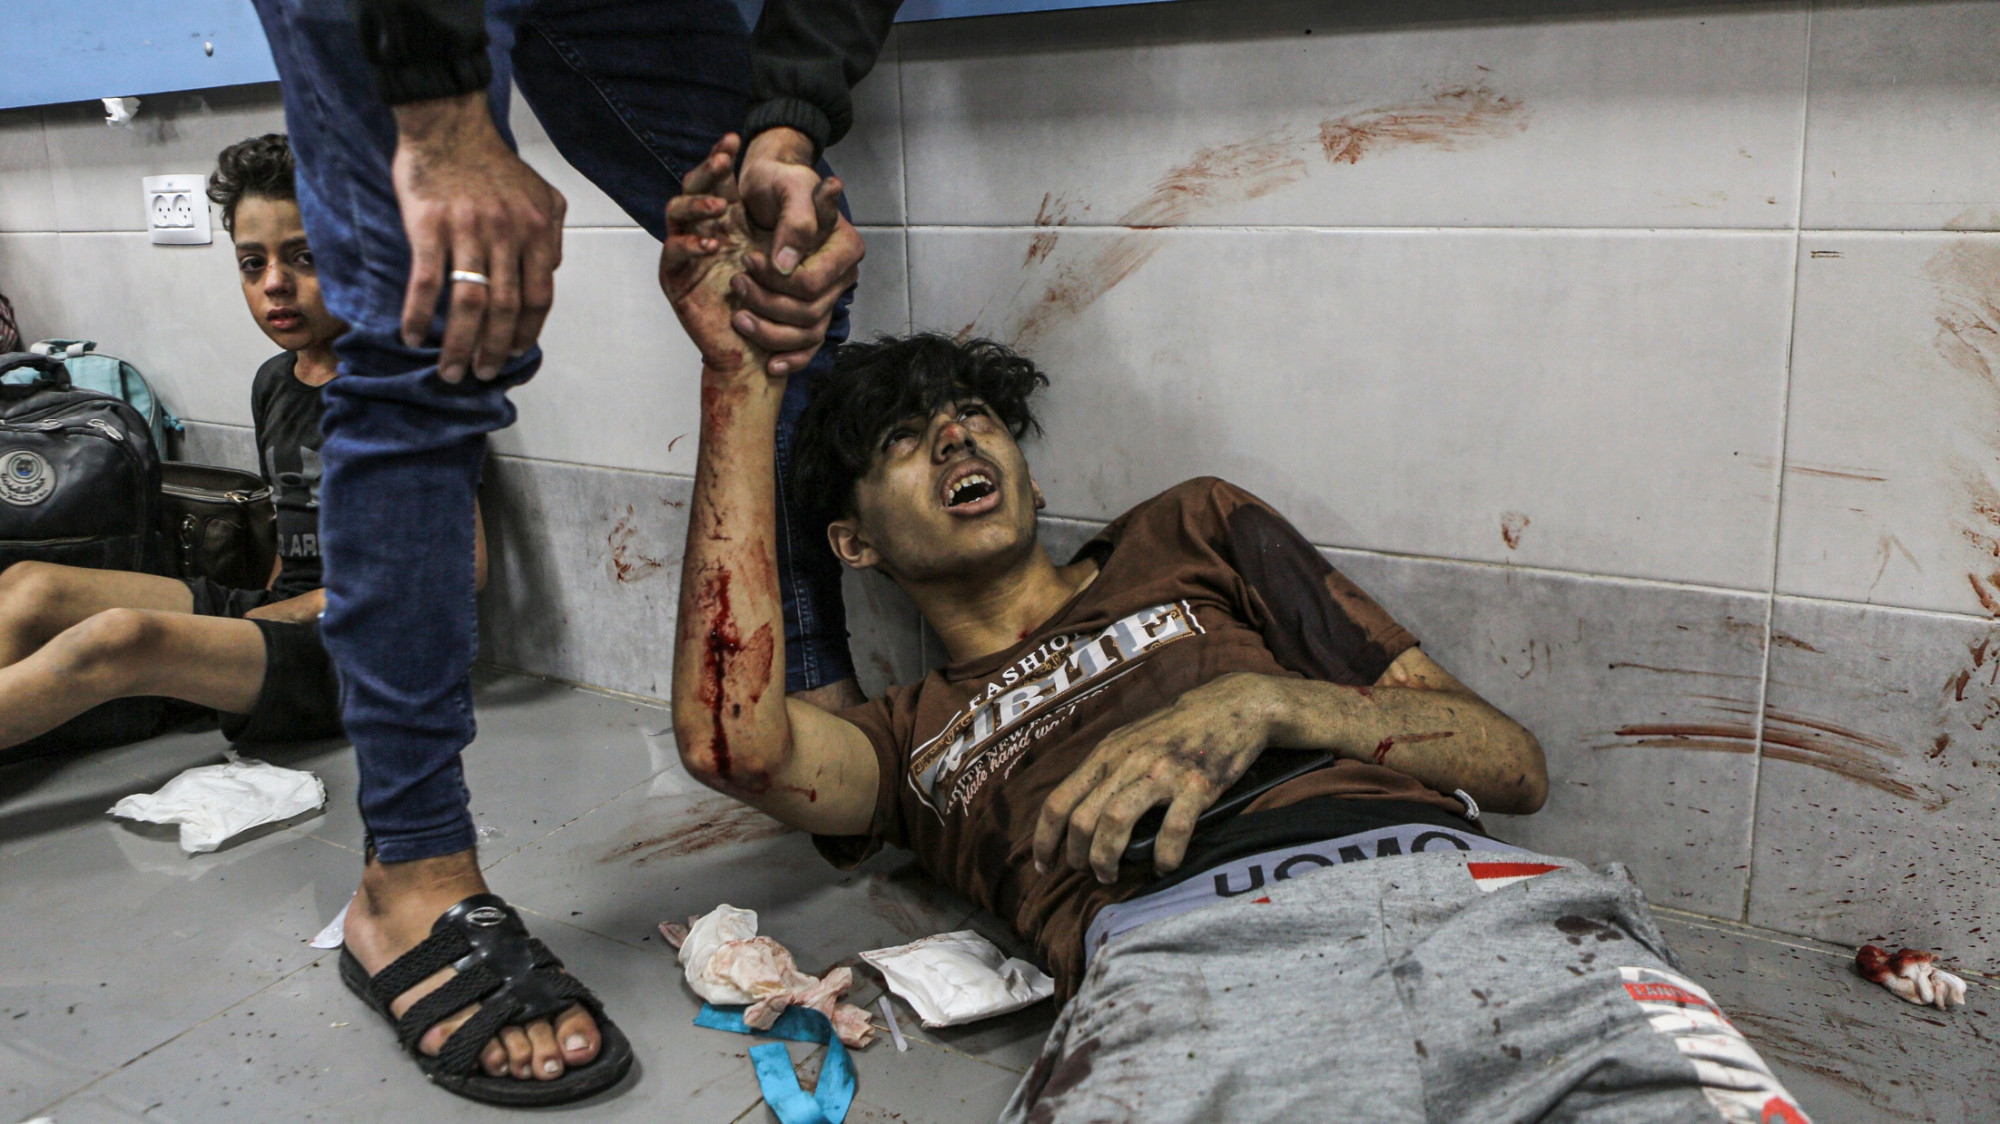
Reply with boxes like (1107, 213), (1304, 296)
(291, 342), (339, 388)
(906, 546), (1101, 667)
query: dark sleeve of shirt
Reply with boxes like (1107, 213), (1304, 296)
(745, 0), (903, 154)
(348, 0), (493, 106)
(1218, 495), (1417, 686)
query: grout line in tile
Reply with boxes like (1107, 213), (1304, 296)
(1317, 543), (1772, 600)
(1768, 590), (2000, 627)
(1742, 1), (1817, 925)
(476, 764), (673, 874)
(474, 660), (670, 709)
(1656, 904), (1854, 961)
(892, 29), (916, 333)
(900, 223), (1804, 237)
(903, 1030), (1034, 1076)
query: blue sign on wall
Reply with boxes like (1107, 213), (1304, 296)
(0, 0), (1185, 112)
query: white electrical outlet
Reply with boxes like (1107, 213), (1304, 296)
(143, 174), (212, 245)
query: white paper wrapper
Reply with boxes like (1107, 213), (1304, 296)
(310, 901), (351, 949)
(109, 759), (326, 853)
(860, 931), (1054, 1028)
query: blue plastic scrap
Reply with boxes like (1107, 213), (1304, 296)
(695, 1004), (857, 1124)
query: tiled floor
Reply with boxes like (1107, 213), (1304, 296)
(4, 671), (1991, 1124)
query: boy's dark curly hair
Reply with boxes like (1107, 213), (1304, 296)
(791, 333), (1049, 525)
(207, 133), (295, 234)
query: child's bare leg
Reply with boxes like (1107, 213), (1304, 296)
(0, 562), (196, 667)
(0, 610), (265, 748)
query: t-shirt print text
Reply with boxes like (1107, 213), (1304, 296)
(910, 602), (1205, 818)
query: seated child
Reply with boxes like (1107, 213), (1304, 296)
(0, 133), (483, 753)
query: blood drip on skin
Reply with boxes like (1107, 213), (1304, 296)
(693, 567), (777, 791)
(1374, 730), (1457, 764)
(702, 570), (741, 781)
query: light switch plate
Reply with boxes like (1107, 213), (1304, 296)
(143, 174), (212, 245)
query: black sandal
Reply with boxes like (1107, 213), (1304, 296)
(339, 893), (635, 1106)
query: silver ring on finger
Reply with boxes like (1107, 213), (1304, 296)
(450, 270), (491, 286)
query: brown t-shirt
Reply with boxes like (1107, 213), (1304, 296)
(819, 477), (1459, 995)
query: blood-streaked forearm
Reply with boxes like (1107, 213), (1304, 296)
(669, 364), (879, 835)
(673, 367), (790, 793)
(1265, 672), (1548, 814)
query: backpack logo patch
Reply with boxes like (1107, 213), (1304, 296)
(0, 450), (53, 506)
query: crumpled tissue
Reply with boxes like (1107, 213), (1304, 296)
(1856, 944), (1967, 1010)
(109, 758), (326, 853)
(859, 931), (1054, 1028)
(665, 903), (875, 1047)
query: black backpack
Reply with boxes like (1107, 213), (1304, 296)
(0, 352), (164, 574)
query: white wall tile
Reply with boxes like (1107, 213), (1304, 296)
(912, 226), (1795, 589)
(827, 30), (906, 229)
(1802, 0), (2000, 231)
(1329, 550), (1767, 916)
(42, 86), (285, 234)
(0, 232), (68, 345)
(1775, 232), (2000, 616)
(491, 227), (703, 471)
(899, 0), (1807, 229)
(508, 84), (635, 231)
(0, 107), (54, 234)
(478, 456), (690, 700)
(494, 224), (905, 473)
(42, 232), (273, 427)
(1748, 597), (2000, 970)
(848, 225), (910, 338)
(478, 455), (923, 699)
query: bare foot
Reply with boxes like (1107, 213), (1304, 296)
(341, 850), (601, 1080)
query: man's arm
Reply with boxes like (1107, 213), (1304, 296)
(744, 0), (903, 159)
(662, 138), (877, 837)
(1035, 648), (1547, 883)
(739, 0), (899, 271)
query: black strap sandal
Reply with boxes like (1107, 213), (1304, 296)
(338, 893), (635, 1106)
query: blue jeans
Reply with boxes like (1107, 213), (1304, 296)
(252, 0), (854, 863)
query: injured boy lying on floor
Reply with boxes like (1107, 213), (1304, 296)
(658, 141), (1814, 1124)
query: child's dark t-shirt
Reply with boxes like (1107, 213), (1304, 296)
(250, 352), (327, 600)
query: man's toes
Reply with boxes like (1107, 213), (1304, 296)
(501, 1025), (535, 1079)
(556, 1004), (600, 1065)
(482, 1038), (509, 1077)
(527, 1019), (564, 1080)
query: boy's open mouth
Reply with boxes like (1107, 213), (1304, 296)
(941, 461), (1003, 516)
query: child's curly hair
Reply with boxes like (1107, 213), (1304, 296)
(207, 133), (295, 234)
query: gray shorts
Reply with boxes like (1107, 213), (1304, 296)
(1005, 849), (1811, 1124)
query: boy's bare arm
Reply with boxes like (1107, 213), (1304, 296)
(662, 136), (875, 837)
(1037, 647), (1547, 882)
